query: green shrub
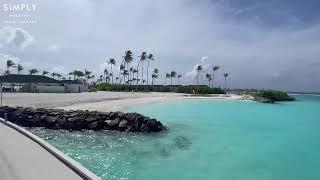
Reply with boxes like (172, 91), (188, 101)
(95, 84), (224, 94)
(95, 83), (170, 92)
(255, 90), (295, 101)
(176, 85), (225, 94)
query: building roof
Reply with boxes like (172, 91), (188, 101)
(60, 80), (84, 84)
(0, 74), (61, 83)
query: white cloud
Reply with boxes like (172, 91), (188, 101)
(50, 66), (66, 74)
(200, 56), (208, 63)
(0, 26), (34, 49)
(47, 44), (61, 52)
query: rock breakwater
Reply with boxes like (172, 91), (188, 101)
(0, 106), (166, 132)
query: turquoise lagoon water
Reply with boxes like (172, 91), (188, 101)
(30, 95), (320, 180)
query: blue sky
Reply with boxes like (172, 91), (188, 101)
(0, 0), (319, 92)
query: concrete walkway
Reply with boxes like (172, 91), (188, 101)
(0, 120), (98, 180)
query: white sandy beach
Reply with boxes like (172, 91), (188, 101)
(2, 91), (244, 111)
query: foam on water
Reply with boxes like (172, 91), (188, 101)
(30, 95), (320, 180)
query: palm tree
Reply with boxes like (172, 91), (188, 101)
(124, 50), (133, 69)
(119, 64), (125, 84)
(137, 52), (147, 84)
(196, 65), (202, 85)
(129, 67), (134, 84)
(69, 72), (76, 80)
(170, 71), (177, 85)
(42, 70), (49, 76)
(6, 59), (15, 74)
(56, 73), (62, 80)
(71, 70), (84, 80)
(206, 73), (212, 87)
(151, 73), (158, 85)
(51, 72), (56, 79)
(29, 69), (38, 75)
(212, 65), (220, 87)
(165, 73), (171, 85)
(108, 58), (116, 84)
(152, 68), (159, 85)
(177, 74), (182, 85)
(17, 64), (23, 74)
(84, 69), (92, 83)
(146, 53), (154, 85)
(133, 69), (138, 84)
(87, 75), (94, 84)
(119, 50), (133, 84)
(121, 70), (129, 84)
(76, 70), (85, 80)
(224, 73), (229, 95)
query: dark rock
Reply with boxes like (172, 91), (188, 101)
(124, 113), (137, 122)
(68, 112), (79, 117)
(49, 111), (61, 116)
(68, 116), (79, 123)
(30, 114), (41, 123)
(115, 111), (124, 117)
(40, 114), (47, 120)
(254, 97), (274, 103)
(118, 120), (128, 128)
(88, 122), (98, 130)
(85, 116), (96, 122)
(108, 118), (120, 127)
(145, 119), (161, 132)
(57, 116), (67, 124)
(0, 106), (166, 133)
(140, 123), (150, 132)
(45, 116), (59, 123)
(126, 126), (135, 132)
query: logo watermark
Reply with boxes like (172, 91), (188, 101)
(0, 3), (38, 24)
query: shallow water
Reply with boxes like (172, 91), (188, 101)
(30, 95), (320, 180)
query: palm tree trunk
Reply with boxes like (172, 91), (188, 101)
(136, 61), (140, 86)
(224, 77), (227, 95)
(197, 72), (199, 85)
(111, 65), (113, 84)
(147, 60), (149, 85)
(211, 72), (213, 88)
(141, 61), (144, 84)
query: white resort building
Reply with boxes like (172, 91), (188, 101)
(0, 74), (88, 93)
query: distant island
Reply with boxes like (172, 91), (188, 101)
(251, 90), (295, 103)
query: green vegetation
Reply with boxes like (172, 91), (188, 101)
(254, 90), (295, 102)
(95, 83), (170, 92)
(95, 84), (225, 94)
(176, 85), (225, 94)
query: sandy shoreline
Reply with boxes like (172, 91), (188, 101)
(1, 91), (244, 112)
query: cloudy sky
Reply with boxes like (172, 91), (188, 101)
(0, 0), (320, 92)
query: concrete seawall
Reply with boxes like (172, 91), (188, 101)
(0, 117), (100, 180)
